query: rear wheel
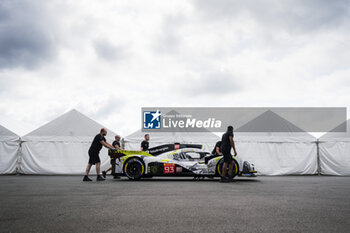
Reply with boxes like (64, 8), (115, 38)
(124, 158), (145, 180)
(216, 158), (238, 179)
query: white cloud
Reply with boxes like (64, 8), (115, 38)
(0, 0), (60, 69)
(0, 0), (349, 137)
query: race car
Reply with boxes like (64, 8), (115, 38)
(108, 143), (257, 180)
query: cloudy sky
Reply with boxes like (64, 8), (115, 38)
(0, 0), (349, 136)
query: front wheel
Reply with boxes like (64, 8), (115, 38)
(124, 158), (145, 180)
(216, 158), (238, 179)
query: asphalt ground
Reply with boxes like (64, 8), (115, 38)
(0, 175), (349, 233)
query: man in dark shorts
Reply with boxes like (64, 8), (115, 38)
(140, 134), (150, 151)
(83, 128), (114, 181)
(102, 135), (123, 179)
(220, 126), (237, 183)
(205, 141), (222, 164)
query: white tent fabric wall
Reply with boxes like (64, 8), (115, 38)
(21, 142), (112, 175)
(235, 136), (317, 175)
(233, 111), (318, 175)
(318, 119), (350, 176)
(124, 129), (220, 152)
(0, 125), (20, 174)
(20, 109), (116, 175)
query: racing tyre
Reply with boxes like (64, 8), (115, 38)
(124, 158), (145, 180)
(216, 158), (238, 179)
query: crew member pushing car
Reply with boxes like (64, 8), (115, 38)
(140, 134), (150, 151)
(83, 128), (114, 182)
(102, 135), (123, 179)
(220, 126), (237, 183)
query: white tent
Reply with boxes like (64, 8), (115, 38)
(234, 111), (317, 175)
(21, 109), (116, 174)
(124, 130), (220, 152)
(318, 119), (350, 176)
(0, 124), (20, 174)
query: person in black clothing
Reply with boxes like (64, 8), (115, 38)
(83, 128), (114, 181)
(205, 141), (222, 164)
(220, 126), (237, 183)
(112, 135), (122, 149)
(212, 141), (222, 156)
(102, 135), (123, 178)
(140, 134), (150, 151)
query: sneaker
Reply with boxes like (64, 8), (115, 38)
(113, 175), (121, 179)
(220, 177), (229, 183)
(96, 175), (105, 181)
(228, 175), (235, 182)
(83, 175), (92, 182)
(102, 171), (107, 178)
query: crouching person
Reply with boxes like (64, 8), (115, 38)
(102, 135), (123, 179)
(205, 141), (222, 164)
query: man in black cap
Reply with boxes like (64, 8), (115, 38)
(140, 134), (150, 151)
(83, 128), (114, 181)
(220, 126), (237, 183)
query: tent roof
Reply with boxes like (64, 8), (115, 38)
(125, 129), (220, 143)
(234, 110), (316, 142)
(22, 109), (116, 142)
(0, 124), (19, 142)
(319, 119), (350, 142)
(236, 110), (305, 132)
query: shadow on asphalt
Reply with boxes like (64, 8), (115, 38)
(110, 177), (261, 183)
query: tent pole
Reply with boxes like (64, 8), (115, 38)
(316, 139), (321, 176)
(121, 138), (125, 149)
(16, 140), (23, 175)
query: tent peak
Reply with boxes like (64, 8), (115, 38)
(23, 109), (116, 138)
(319, 118), (350, 141)
(236, 110), (305, 133)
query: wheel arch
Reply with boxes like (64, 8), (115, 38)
(216, 157), (240, 176)
(123, 156), (146, 179)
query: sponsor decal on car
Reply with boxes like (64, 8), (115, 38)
(150, 165), (158, 174)
(175, 166), (182, 173)
(163, 163), (175, 174)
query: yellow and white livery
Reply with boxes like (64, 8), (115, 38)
(108, 143), (257, 180)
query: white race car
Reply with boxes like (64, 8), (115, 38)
(109, 143), (257, 180)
